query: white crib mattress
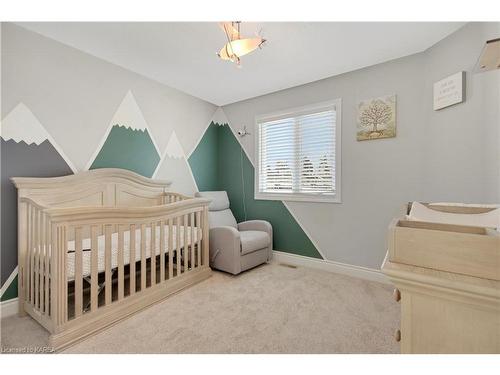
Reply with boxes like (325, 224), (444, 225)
(65, 225), (202, 280)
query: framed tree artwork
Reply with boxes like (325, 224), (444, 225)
(357, 94), (396, 141)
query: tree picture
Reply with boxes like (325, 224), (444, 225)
(357, 95), (396, 141)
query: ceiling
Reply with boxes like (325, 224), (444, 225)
(17, 22), (464, 106)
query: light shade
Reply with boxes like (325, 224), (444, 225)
(218, 37), (265, 61)
(217, 22), (266, 65)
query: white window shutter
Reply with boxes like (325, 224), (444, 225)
(256, 102), (339, 202)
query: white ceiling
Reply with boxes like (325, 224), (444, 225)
(17, 22), (464, 106)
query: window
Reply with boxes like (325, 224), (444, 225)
(255, 99), (341, 203)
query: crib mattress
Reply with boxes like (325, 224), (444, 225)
(65, 225), (202, 280)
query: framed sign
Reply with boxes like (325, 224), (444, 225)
(433, 71), (465, 110)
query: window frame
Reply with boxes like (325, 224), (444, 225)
(254, 99), (342, 204)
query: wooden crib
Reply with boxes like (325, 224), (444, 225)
(12, 168), (212, 350)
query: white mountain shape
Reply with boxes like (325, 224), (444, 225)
(0, 103), (50, 145)
(109, 90), (161, 155)
(164, 130), (185, 159)
(156, 156), (197, 196)
(111, 90), (148, 131)
(211, 107), (229, 126)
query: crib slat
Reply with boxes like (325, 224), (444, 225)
(60, 226), (68, 324)
(160, 220), (165, 282)
(54, 225), (60, 323)
(34, 208), (38, 306)
(50, 225), (57, 323)
(141, 224), (146, 291)
(151, 222), (156, 285)
(38, 210), (42, 310)
(29, 207), (34, 305)
(34, 208), (40, 309)
(38, 213), (43, 312)
(45, 217), (50, 316)
(118, 225), (124, 300)
(190, 213), (195, 269)
(105, 225), (112, 305)
(33, 209), (38, 309)
(31, 207), (36, 306)
(35, 209), (41, 310)
(26, 205), (31, 306)
(90, 226), (98, 312)
(196, 211), (201, 268)
(202, 208), (209, 267)
(39, 213), (46, 313)
(183, 215), (188, 272)
(56, 226), (61, 323)
(56, 225), (61, 322)
(176, 217), (181, 275)
(51, 225), (57, 323)
(130, 224), (136, 295)
(75, 227), (83, 318)
(38, 210), (43, 311)
(168, 219), (173, 279)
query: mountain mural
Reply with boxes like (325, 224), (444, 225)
(0, 100), (323, 304)
(154, 130), (198, 196)
(1, 103), (74, 301)
(88, 91), (160, 177)
(188, 110), (323, 259)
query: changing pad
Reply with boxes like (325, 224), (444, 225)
(407, 202), (500, 229)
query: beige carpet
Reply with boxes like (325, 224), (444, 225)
(1, 262), (400, 353)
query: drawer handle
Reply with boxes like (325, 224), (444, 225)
(393, 288), (401, 302)
(394, 329), (401, 342)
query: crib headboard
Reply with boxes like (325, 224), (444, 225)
(11, 168), (172, 208)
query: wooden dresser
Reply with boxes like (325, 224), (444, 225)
(381, 205), (500, 354)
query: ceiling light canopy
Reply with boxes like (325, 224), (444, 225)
(217, 22), (266, 66)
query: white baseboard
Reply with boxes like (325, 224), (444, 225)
(1, 298), (19, 319)
(272, 251), (389, 284)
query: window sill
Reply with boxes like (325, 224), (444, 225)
(255, 192), (341, 204)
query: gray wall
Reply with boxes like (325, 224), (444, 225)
(1, 23), (217, 171)
(422, 22), (500, 204)
(222, 22), (500, 269)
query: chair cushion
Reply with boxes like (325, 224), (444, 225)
(208, 210), (237, 229)
(240, 230), (271, 255)
(195, 191), (230, 211)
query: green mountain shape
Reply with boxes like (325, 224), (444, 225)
(90, 125), (160, 177)
(1, 275), (18, 302)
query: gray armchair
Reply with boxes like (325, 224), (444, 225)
(195, 191), (272, 275)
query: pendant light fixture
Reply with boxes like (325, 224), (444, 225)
(474, 38), (500, 73)
(217, 22), (266, 66)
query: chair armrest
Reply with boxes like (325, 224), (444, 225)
(238, 220), (272, 234)
(238, 220), (273, 262)
(209, 226), (241, 259)
(209, 226), (242, 274)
